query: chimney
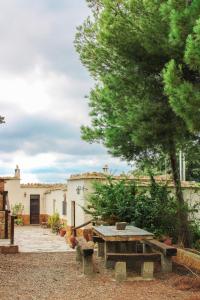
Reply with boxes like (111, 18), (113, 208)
(15, 165), (20, 179)
(102, 164), (109, 174)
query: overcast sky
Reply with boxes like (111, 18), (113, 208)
(0, 0), (131, 183)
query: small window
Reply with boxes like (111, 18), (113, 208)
(62, 197), (67, 216)
(53, 199), (56, 214)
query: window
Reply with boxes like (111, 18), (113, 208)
(62, 195), (67, 216)
(53, 199), (56, 214)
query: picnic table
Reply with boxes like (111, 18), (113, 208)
(92, 225), (176, 272)
(93, 225), (154, 242)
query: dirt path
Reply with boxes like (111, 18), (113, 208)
(0, 252), (199, 300)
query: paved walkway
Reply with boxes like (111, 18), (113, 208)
(15, 226), (72, 253)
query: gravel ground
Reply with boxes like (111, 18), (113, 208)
(0, 252), (199, 300)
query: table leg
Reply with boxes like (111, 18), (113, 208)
(97, 242), (104, 257)
(104, 241), (117, 268)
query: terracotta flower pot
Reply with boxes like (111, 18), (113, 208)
(164, 237), (172, 246)
(59, 229), (66, 237)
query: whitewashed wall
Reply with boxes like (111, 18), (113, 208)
(21, 187), (47, 215)
(4, 179), (22, 210)
(67, 177), (200, 228)
(45, 189), (67, 221)
(183, 188), (200, 220)
(66, 178), (102, 227)
(67, 179), (86, 227)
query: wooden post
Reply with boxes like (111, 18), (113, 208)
(161, 254), (172, 273)
(5, 210), (8, 239)
(2, 191), (7, 211)
(10, 215), (15, 245)
(76, 245), (82, 262)
(97, 242), (104, 257)
(82, 249), (94, 275)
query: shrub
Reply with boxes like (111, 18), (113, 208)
(134, 176), (178, 239)
(190, 222), (200, 250)
(12, 203), (24, 225)
(85, 175), (178, 238)
(84, 176), (137, 224)
(48, 213), (61, 233)
(85, 175), (200, 244)
(12, 203), (24, 216)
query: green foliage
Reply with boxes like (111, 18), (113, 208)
(161, 0), (200, 132)
(12, 203), (24, 216)
(184, 140), (200, 182)
(12, 203), (24, 226)
(85, 176), (179, 238)
(134, 140), (200, 182)
(15, 216), (23, 226)
(84, 176), (137, 224)
(75, 0), (200, 246)
(134, 177), (178, 238)
(75, 0), (196, 157)
(48, 213), (61, 234)
(189, 221), (200, 250)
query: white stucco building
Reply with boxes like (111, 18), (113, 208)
(2, 166), (200, 236)
(2, 166), (67, 225)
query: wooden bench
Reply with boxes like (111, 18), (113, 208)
(76, 238), (94, 275)
(106, 252), (161, 260)
(144, 239), (177, 272)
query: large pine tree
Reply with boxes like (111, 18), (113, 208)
(75, 0), (200, 246)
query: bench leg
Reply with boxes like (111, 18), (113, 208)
(76, 245), (82, 262)
(115, 262), (127, 282)
(97, 242), (104, 257)
(104, 242), (116, 268)
(141, 262), (154, 279)
(161, 254), (172, 273)
(83, 255), (93, 275)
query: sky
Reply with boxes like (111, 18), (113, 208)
(0, 0), (131, 183)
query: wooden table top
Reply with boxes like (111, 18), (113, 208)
(93, 225), (154, 242)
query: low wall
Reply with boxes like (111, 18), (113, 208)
(172, 248), (200, 271)
(22, 214), (48, 225)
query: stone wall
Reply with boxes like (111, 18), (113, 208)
(0, 211), (11, 239)
(0, 193), (3, 211)
(172, 248), (200, 271)
(0, 180), (11, 239)
(0, 211), (5, 238)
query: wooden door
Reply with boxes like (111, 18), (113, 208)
(30, 195), (40, 224)
(71, 201), (75, 227)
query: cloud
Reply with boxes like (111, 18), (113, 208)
(0, 0), (132, 183)
(0, 0), (90, 77)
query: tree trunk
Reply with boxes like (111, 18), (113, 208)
(169, 144), (191, 247)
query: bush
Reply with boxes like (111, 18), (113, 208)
(84, 176), (137, 224)
(12, 203), (24, 216)
(134, 176), (178, 239)
(85, 175), (200, 244)
(85, 175), (178, 239)
(12, 203), (24, 225)
(15, 216), (23, 225)
(48, 213), (61, 233)
(190, 222), (200, 250)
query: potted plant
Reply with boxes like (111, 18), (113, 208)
(12, 203), (24, 225)
(48, 213), (61, 234)
(59, 222), (67, 237)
